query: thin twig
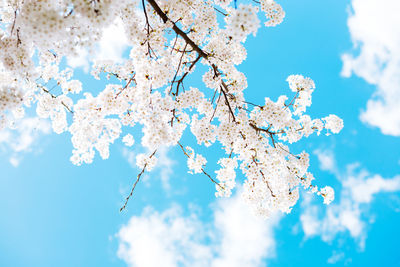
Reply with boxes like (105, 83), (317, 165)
(39, 85), (74, 114)
(243, 100), (263, 108)
(249, 122), (279, 148)
(220, 85), (236, 122)
(10, 9), (17, 36)
(284, 90), (299, 109)
(115, 74), (135, 99)
(169, 43), (188, 94)
(210, 91), (222, 122)
(142, 0), (154, 57)
(120, 150), (157, 212)
(251, 156), (276, 197)
(276, 143), (300, 159)
(177, 142), (224, 190)
(260, 170), (276, 197)
(173, 55), (201, 95)
(214, 7), (228, 16)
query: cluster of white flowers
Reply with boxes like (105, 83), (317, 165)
(136, 152), (157, 171)
(215, 157), (238, 197)
(0, 86), (22, 114)
(0, 63), (24, 127)
(225, 5), (260, 42)
(0, 0), (343, 217)
(319, 186), (335, 204)
(286, 74), (315, 116)
(323, 114), (344, 134)
(186, 146), (207, 174)
(261, 0), (285, 27)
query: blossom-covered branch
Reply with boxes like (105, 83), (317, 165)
(0, 0), (342, 217)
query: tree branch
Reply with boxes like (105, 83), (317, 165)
(177, 141), (224, 190)
(147, 0), (208, 59)
(120, 150), (157, 212)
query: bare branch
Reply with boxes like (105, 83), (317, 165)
(120, 150), (157, 212)
(169, 43), (188, 94)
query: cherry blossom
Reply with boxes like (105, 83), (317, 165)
(0, 0), (343, 217)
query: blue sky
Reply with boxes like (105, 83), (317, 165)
(1, 0), (400, 266)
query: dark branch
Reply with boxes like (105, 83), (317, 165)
(120, 150), (157, 212)
(147, 0), (208, 59)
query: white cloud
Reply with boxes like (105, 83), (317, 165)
(344, 171), (400, 204)
(96, 18), (129, 62)
(116, 193), (281, 267)
(301, 183), (366, 248)
(341, 0), (400, 136)
(117, 204), (211, 267)
(0, 117), (51, 166)
(67, 18), (129, 72)
(122, 147), (136, 168)
(327, 251), (345, 264)
(301, 151), (400, 250)
(299, 202), (320, 237)
(212, 195), (280, 267)
(156, 146), (175, 191)
(9, 156), (20, 167)
(314, 149), (337, 174)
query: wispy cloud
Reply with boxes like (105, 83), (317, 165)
(211, 195), (281, 267)
(122, 147), (136, 169)
(314, 148), (337, 174)
(117, 204), (210, 267)
(116, 192), (281, 267)
(301, 149), (400, 251)
(156, 146), (175, 191)
(0, 117), (51, 166)
(327, 251), (345, 264)
(341, 0), (400, 136)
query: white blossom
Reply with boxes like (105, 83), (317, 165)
(320, 186), (335, 205)
(261, 0), (285, 27)
(324, 114), (344, 134)
(136, 153), (157, 171)
(0, 0), (343, 217)
(187, 147), (207, 174)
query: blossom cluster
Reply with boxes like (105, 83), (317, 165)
(0, 0), (343, 217)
